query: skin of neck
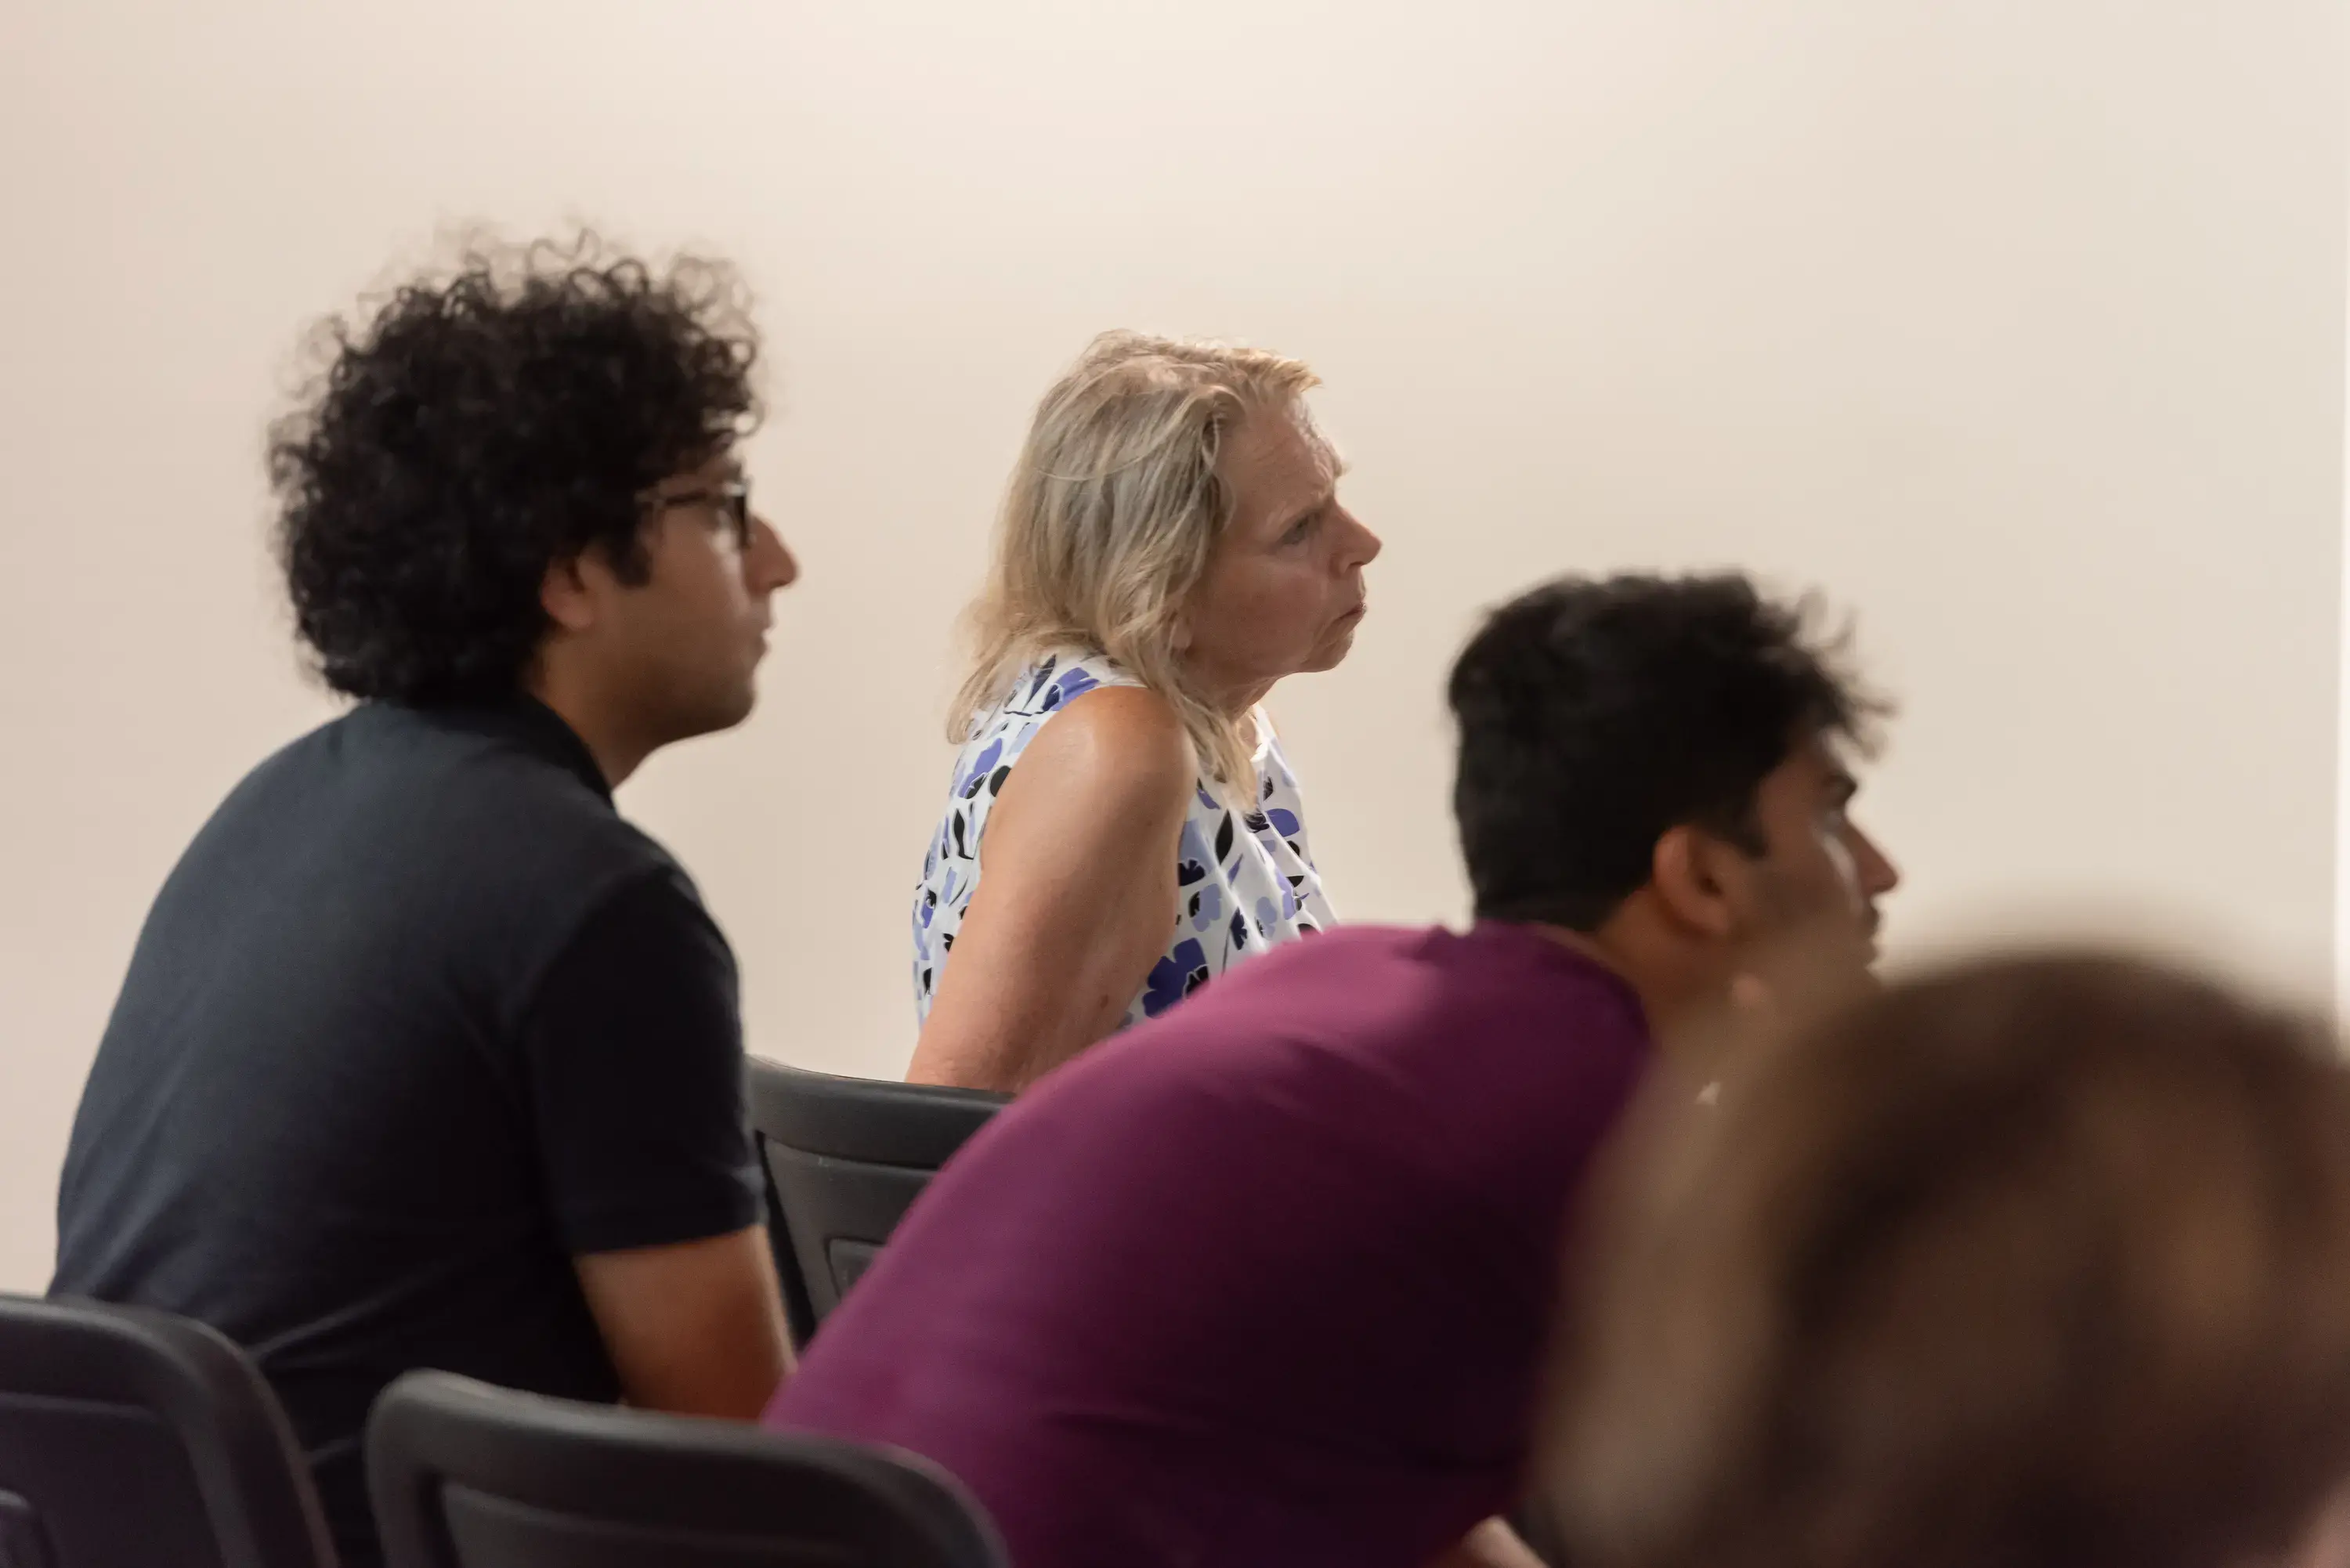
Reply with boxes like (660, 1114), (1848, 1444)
(1528, 894), (1737, 1060)
(1183, 659), (1277, 718)
(526, 642), (656, 789)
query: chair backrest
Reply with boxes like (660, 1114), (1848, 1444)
(745, 1060), (1007, 1340)
(0, 1293), (335, 1568)
(367, 1371), (1005, 1568)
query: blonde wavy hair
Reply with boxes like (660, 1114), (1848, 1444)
(952, 330), (1328, 793)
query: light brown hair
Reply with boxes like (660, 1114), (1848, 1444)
(1543, 952), (2350, 1568)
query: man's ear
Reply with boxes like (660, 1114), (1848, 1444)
(1650, 825), (1738, 940)
(540, 551), (598, 634)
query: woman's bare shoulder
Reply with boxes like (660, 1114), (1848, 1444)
(1011, 684), (1195, 818)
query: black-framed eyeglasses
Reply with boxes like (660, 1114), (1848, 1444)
(642, 479), (752, 549)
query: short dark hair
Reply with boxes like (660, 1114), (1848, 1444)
(269, 236), (761, 704)
(1448, 573), (1879, 930)
(1546, 953), (2350, 1568)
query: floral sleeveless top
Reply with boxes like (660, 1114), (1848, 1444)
(913, 651), (1336, 1030)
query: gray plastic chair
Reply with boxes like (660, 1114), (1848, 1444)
(367, 1370), (1004, 1568)
(0, 1292), (336, 1568)
(745, 1059), (1006, 1344)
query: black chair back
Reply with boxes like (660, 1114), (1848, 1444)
(745, 1060), (1006, 1342)
(367, 1370), (1004, 1568)
(0, 1293), (335, 1568)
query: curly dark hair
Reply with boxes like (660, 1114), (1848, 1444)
(1448, 573), (1884, 930)
(269, 237), (761, 703)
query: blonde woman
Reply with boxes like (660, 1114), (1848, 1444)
(906, 333), (1380, 1092)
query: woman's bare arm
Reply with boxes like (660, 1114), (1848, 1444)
(906, 687), (1194, 1092)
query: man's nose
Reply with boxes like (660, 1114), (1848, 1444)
(748, 515), (798, 591)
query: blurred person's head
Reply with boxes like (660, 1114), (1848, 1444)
(269, 233), (799, 783)
(1543, 952), (2350, 1568)
(954, 331), (1382, 792)
(1448, 573), (1896, 1031)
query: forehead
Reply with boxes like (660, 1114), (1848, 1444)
(661, 445), (740, 486)
(1763, 729), (1857, 798)
(1216, 403), (1335, 523)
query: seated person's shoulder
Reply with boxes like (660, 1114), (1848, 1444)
(482, 768), (685, 894)
(318, 705), (695, 912)
(1012, 683), (1195, 813)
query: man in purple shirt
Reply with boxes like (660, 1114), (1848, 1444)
(767, 573), (1901, 1568)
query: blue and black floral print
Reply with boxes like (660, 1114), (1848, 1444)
(913, 651), (1336, 1030)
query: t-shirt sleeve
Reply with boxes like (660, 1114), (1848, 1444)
(518, 865), (764, 1256)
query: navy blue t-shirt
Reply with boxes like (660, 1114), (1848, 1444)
(53, 699), (763, 1565)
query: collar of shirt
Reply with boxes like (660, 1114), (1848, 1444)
(403, 696), (613, 804)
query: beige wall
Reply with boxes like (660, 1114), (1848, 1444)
(2, 0), (2341, 1291)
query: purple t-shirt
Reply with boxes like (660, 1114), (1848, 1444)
(765, 922), (1651, 1568)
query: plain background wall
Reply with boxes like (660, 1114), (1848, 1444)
(2, 1), (2341, 1292)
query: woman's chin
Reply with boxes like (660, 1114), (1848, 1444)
(1314, 619), (1365, 668)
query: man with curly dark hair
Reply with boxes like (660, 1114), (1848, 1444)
(765, 572), (1900, 1568)
(52, 239), (800, 1565)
